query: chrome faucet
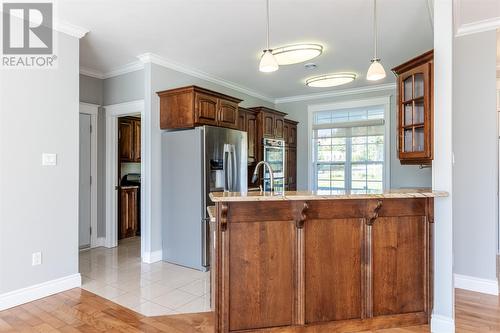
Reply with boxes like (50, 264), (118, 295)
(251, 161), (274, 194)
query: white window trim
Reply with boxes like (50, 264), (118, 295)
(307, 96), (392, 191)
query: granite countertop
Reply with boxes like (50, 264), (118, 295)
(207, 206), (216, 222)
(209, 188), (448, 202)
(120, 185), (139, 189)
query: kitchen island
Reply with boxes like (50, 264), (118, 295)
(209, 189), (447, 333)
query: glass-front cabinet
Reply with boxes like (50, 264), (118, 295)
(392, 50), (433, 165)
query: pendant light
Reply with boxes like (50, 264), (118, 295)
(259, 0), (278, 73)
(367, 0), (386, 81)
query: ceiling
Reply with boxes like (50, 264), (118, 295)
(62, 0), (434, 99)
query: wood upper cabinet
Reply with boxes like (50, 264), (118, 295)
(157, 86), (242, 130)
(119, 117), (141, 162)
(238, 108), (258, 164)
(133, 120), (141, 161)
(119, 119), (134, 162)
(218, 99), (239, 129)
(194, 92), (218, 126)
(285, 119), (298, 147)
(262, 112), (275, 138)
(274, 116), (284, 139)
(119, 187), (138, 239)
(392, 50), (433, 165)
(249, 106), (288, 141)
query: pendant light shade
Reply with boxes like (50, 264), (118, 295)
(260, 49), (279, 72)
(366, 0), (386, 81)
(259, 0), (278, 73)
(367, 59), (386, 81)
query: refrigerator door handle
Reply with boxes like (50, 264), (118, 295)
(224, 144), (236, 192)
(223, 144), (231, 192)
(231, 146), (237, 192)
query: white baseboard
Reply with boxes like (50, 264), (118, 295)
(0, 273), (81, 311)
(94, 237), (106, 248)
(431, 314), (455, 333)
(143, 250), (162, 264)
(454, 273), (499, 295)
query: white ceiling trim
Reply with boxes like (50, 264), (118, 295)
(456, 17), (500, 37)
(80, 66), (105, 79)
(137, 53), (275, 103)
(80, 61), (144, 80)
(274, 83), (396, 104)
(55, 21), (89, 39)
(104, 61), (144, 79)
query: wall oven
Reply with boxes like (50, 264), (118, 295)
(263, 138), (285, 193)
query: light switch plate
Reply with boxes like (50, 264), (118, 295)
(32, 252), (42, 266)
(42, 153), (57, 166)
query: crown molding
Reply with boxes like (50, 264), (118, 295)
(455, 16), (500, 37)
(104, 61), (144, 79)
(55, 21), (89, 39)
(274, 83), (397, 104)
(80, 66), (104, 79)
(80, 61), (144, 80)
(137, 52), (275, 103)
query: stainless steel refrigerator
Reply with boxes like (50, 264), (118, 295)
(162, 126), (247, 271)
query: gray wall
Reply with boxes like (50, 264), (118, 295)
(149, 63), (274, 255)
(103, 70), (144, 105)
(278, 90), (432, 191)
(80, 74), (103, 105)
(453, 30), (498, 280)
(0, 32), (80, 293)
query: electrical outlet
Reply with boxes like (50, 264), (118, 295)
(32, 252), (42, 266)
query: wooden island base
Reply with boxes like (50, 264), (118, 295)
(210, 192), (443, 333)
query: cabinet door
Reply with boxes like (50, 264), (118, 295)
(133, 120), (141, 162)
(119, 120), (134, 162)
(119, 188), (138, 239)
(237, 109), (246, 131)
(262, 112), (275, 138)
(194, 92), (219, 126)
(289, 124), (297, 147)
(218, 100), (239, 129)
(228, 220), (296, 330)
(246, 112), (257, 164)
(275, 116), (284, 139)
(283, 123), (290, 146)
(372, 216), (427, 316)
(398, 62), (432, 163)
(305, 217), (363, 323)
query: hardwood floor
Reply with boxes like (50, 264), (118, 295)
(0, 288), (498, 332)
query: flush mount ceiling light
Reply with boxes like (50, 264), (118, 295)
(306, 73), (357, 88)
(272, 44), (323, 65)
(366, 0), (386, 81)
(259, 0), (278, 73)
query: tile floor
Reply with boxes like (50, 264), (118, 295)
(79, 237), (211, 316)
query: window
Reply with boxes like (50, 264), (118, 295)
(310, 99), (390, 194)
